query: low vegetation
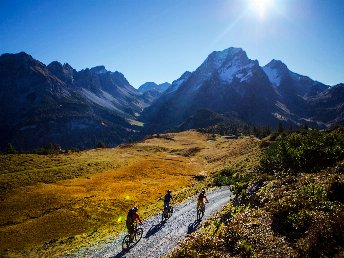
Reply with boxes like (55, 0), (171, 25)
(0, 131), (259, 257)
(170, 126), (344, 257)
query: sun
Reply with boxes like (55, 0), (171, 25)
(249, 0), (274, 19)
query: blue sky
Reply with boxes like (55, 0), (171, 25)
(0, 0), (343, 87)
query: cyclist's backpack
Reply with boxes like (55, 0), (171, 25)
(127, 208), (135, 220)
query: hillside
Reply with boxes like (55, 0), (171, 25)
(170, 126), (344, 257)
(0, 130), (260, 257)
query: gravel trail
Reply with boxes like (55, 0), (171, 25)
(74, 187), (233, 258)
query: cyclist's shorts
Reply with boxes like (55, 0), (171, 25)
(126, 221), (134, 233)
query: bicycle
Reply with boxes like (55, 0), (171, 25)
(122, 222), (143, 251)
(196, 201), (208, 221)
(161, 204), (173, 221)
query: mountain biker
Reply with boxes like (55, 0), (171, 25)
(126, 206), (142, 242)
(197, 189), (209, 210)
(164, 190), (173, 212)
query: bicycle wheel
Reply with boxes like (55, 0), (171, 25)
(122, 235), (130, 250)
(135, 228), (143, 242)
(162, 208), (168, 220)
(197, 209), (202, 220)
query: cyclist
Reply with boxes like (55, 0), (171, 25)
(197, 189), (209, 211)
(163, 190), (173, 212)
(126, 206), (142, 242)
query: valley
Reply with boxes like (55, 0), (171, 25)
(0, 131), (260, 257)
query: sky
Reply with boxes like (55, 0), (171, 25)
(0, 0), (343, 88)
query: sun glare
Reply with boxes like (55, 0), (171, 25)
(250, 0), (274, 19)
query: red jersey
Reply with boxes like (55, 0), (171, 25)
(127, 212), (142, 224)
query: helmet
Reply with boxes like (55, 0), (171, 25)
(167, 190), (171, 193)
(133, 206), (138, 212)
(201, 189), (205, 193)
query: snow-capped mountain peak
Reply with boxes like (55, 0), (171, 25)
(262, 59), (289, 87)
(197, 47), (258, 84)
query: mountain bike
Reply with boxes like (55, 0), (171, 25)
(197, 201), (208, 220)
(161, 204), (173, 221)
(122, 222), (143, 251)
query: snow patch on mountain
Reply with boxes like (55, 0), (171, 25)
(263, 66), (281, 87)
(81, 88), (122, 112)
(212, 47), (242, 68)
(166, 72), (192, 94)
(219, 62), (255, 83)
(275, 101), (291, 114)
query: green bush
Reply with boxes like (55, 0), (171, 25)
(96, 141), (106, 148)
(297, 209), (344, 257)
(213, 168), (234, 186)
(238, 240), (253, 258)
(6, 143), (17, 154)
(213, 168), (252, 197)
(260, 128), (344, 175)
(298, 183), (330, 210)
(287, 209), (313, 231)
(329, 180), (344, 203)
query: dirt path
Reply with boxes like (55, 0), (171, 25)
(72, 187), (233, 258)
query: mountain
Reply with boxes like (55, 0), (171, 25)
(142, 47), (342, 132)
(0, 52), (145, 150)
(262, 59), (329, 121)
(1, 48), (343, 150)
(263, 59), (328, 97)
(138, 82), (170, 93)
(142, 47), (279, 132)
(306, 83), (344, 126)
(138, 81), (170, 103)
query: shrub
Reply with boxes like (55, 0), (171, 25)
(298, 183), (329, 210)
(213, 168), (234, 186)
(260, 129), (344, 175)
(329, 180), (344, 203)
(6, 143), (17, 154)
(271, 196), (313, 240)
(238, 240), (253, 258)
(287, 209), (313, 232)
(32, 143), (62, 155)
(297, 209), (344, 257)
(213, 168), (252, 198)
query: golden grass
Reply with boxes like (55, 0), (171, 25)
(0, 131), (260, 257)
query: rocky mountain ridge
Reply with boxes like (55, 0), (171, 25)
(0, 48), (343, 150)
(0, 52), (148, 150)
(142, 47), (343, 132)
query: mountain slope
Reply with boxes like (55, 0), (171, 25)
(138, 81), (171, 103)
(0, 52), (143, 150)
(306, 83), (344, 126)
(262, 59), (329, 121)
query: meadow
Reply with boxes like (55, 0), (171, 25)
(0, 131), (260, 257)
